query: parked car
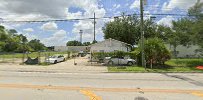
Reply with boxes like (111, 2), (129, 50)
(45, 55), (65, 64)
(104, 56), (136, 66)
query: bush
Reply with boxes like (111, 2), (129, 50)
(92, 51), (139, 61)
(138, 38), (171, 66)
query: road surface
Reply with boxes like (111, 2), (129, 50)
(0, 70), (203, 100)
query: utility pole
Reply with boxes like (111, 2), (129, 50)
(93, 12), (96, 42)
(140, 0), (146, 69)
(79, 30), (83, 43)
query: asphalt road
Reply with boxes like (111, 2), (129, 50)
(0, 71), (203, 100)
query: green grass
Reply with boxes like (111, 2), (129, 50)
(108, 59), (203, 73)
(165, 59), (203, 67)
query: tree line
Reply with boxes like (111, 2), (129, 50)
(0, 26), (46, 53)
(66, 40), (95, 46)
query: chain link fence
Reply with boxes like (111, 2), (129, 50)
(0, 51), (72, 65)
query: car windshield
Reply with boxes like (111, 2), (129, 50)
(49, 56), (57, 58)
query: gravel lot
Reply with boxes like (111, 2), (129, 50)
(0, 57), (108, 73)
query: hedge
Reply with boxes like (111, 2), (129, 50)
(91, 51), (139, 60)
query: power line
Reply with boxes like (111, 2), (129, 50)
(0, 13), (198, 23)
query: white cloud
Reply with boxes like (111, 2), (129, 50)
(113, 4), (121, 9)
(0, 0), (106, 44)
(17, 31), (38, 41)
(66, 8), (83, 19)
(41, 22), (58, 31)
(24, 33), (38, 41)
(0, 23), (24, 29)
(70, 1), (106, 42)
(43, 30), (67, 46)
(23, 28), (34, 33)
(162, 0), (203, 12)
(157, 16), (175, 27)
(130, 0), (140, 9)
(53, 30), (67, 38)
(0, 0), (99, 21)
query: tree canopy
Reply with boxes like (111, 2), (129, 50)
(28, 39), (46, 51)
(103, 14), (140, 45)
(103, 13), (171, 45)
(66, 41), (94, 46)
(66, 40), (83, 46)
(0, 25), (46, 52)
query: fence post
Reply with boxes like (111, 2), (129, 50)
(22, 52), (25, 64)
(12, 53), (15, 63)
(48, 53), (50, 63)
(0, 53), (3, 62)
(2, 53), (5, 62)
(38, 51), (41, 64)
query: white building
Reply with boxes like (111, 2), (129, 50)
(90, 38), (132, 53)
(165, 44), (202, 58)
(54, 46), (89, 52)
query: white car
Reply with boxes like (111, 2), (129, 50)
(104, 57), (136, 66)
(45, 55), (65, 64)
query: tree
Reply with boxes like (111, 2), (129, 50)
(66, 40), (82, 46)
(0, 26), (7, 51)
(103, 14), (140, 45)
(188, 0), (203, 20)
(83, 42), (91, 46)
(140, 38), (171, 68)
(103, 13), (162, 45)
(167, 18), (195, 57)
(0, 25), (47, 52)
(7, 29), (18, 36)
(92, 40), (98, 44)
(0, 25), (8, 41)
(28, 39), (46, 51)
(192, 20), (203, 48)
(188, 0), (203, 48)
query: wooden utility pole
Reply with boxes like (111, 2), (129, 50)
(140, 0), (146, 69)
(93, 12), (96, 42)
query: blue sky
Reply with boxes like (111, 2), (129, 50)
(0, 0), (201, 46)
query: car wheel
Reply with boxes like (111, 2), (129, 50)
(54, 60), (57, 64)
(108, 61), (114, 66)
(63, 58), (65, 62)
(127, 62), (133, 66)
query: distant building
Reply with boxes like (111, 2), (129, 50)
(165, 44), (202, 58)
(54, 46), (89, 52)
(90, 38), (132, 53)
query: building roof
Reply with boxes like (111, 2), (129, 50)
(89, 38), (132, 47)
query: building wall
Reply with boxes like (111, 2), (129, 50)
(165, 44), (202, 58)
(90, 39), (130, 53)
(54, 46), (67, 52)
(54, 46), (89, 52)
(67, 46), (89, 52)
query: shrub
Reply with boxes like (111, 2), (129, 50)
(138, 38), (171, 66)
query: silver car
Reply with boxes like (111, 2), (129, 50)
(104, 57), (136, 66)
